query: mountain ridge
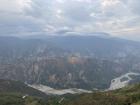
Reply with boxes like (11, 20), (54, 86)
(0, 35), (140, 90)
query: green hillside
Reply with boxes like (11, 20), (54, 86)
(0, 79), (47, 98)
(0, 93), (47, 105)
(47, 84), (140, 105)
(70, 84), (140, 105)
(0, 79), (48, 105)
(1, 79), (140, 105)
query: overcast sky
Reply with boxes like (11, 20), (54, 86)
(0, 0), (140, 40)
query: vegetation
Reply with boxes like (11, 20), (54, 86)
(0, 93), (47, 105)
(0, 79), (48, 98)
(1, 79), (140, 105)
(47, 84), (140, 105)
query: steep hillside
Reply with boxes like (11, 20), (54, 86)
(0, 93), (47, 105)
(0, 35), (140, 89)
(36, 35), (140, 58)
(1, 80), (140, 105)
(0, 79), (48, 105)
(0, 36), (67, 63)
(0, 79), (47, 98)
(47, 84), (140, 105)
(0, 57), (129, 89)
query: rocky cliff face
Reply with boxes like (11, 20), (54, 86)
(0, 36), (140, 89)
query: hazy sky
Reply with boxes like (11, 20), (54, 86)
(0, 0), (140, 40)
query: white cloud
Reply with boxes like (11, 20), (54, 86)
(101, 0), (120, 7)
(0, 0), (31, 13)
(0, 0), (139, 40)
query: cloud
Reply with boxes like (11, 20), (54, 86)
(0, 0), (31, 13)
(128, 0), (140, 15)
(0, 0), (139, 40)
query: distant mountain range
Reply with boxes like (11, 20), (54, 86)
(0, 33), (140, 90)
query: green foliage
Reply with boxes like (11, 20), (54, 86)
(0, 93), (24, 105)
(1, 79), (140, 105)
(0, 93), (47, 105)
(0, 79), (47, 98)
(47, 84), (140, 105)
